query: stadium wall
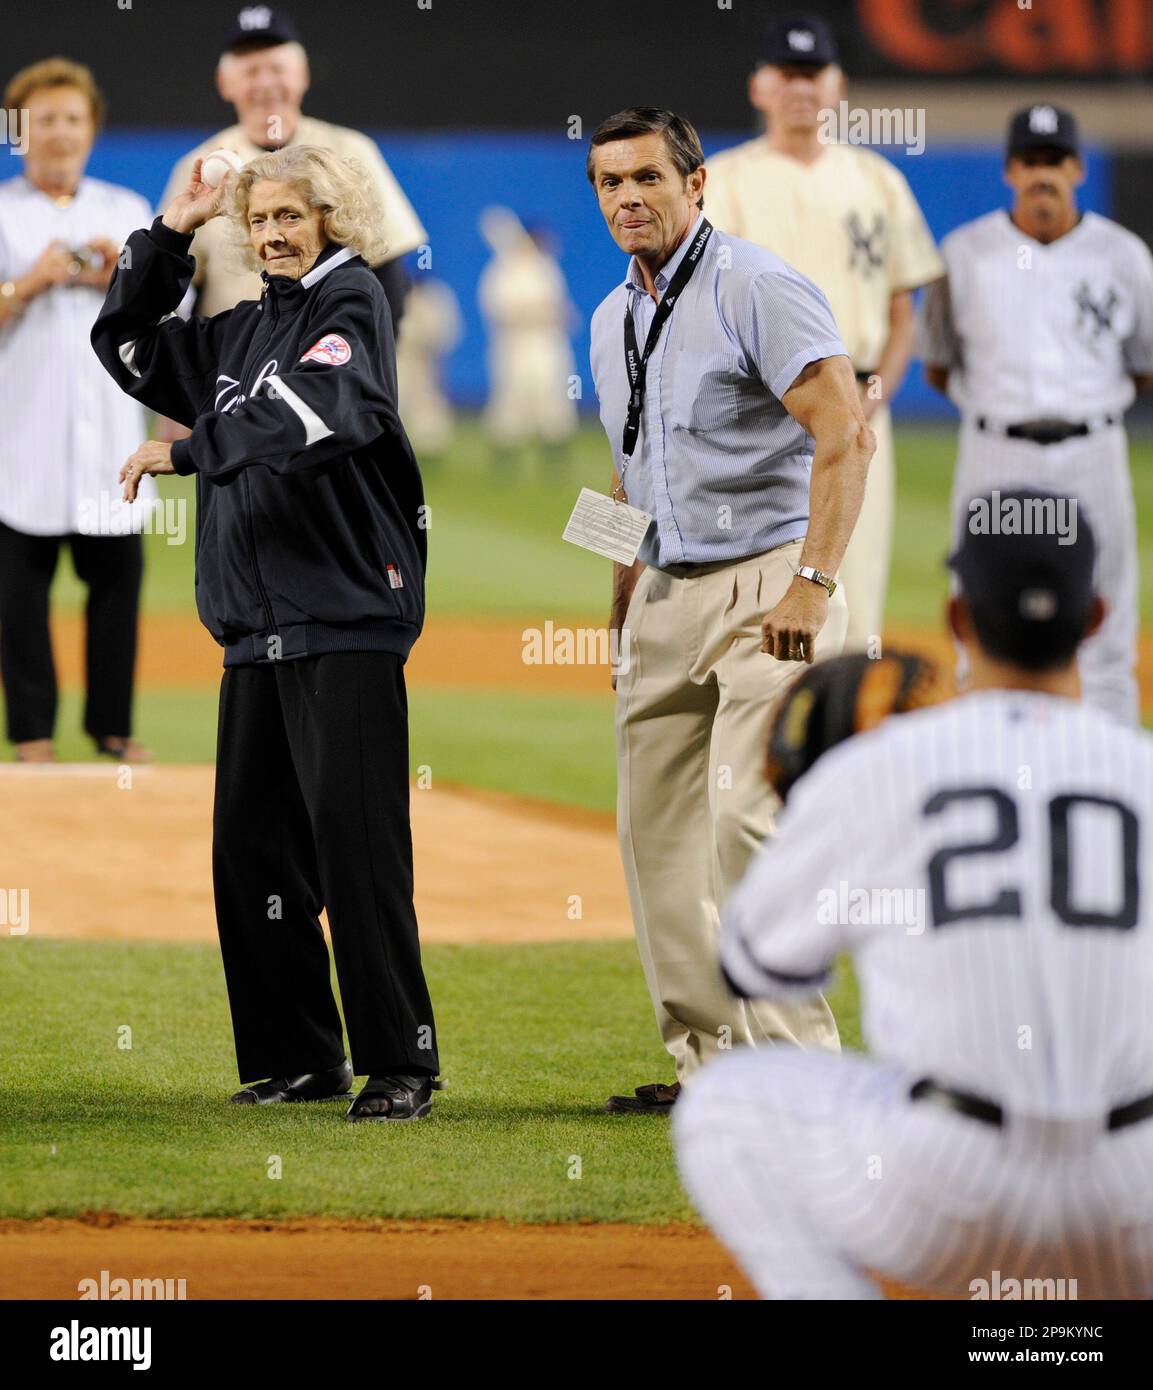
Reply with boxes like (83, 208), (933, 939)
(74, 130), (1114, 419)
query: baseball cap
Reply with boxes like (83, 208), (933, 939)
(221, 6), (301, 56)
(1006, 103), (1081, 160)
(757, 14), (840, 68)
(949, 490), (1097, 668)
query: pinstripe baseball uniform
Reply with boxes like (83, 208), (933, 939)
(920, 210), (1153, 726)
(676, 691), (1153, 1299)
(590, 212), (852, 1080)
(706, 141), (944, 652)
(0, 174), (156, 535)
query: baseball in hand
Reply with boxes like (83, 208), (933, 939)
(200, 149), (243, 188)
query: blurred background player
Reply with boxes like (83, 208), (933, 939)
(706, 13), (943, 653)
(0, 58), (155, 763)
(478, 205), (578, 468)
(677, 496), (1153, 1298)
(920, 104), (1153, 726)
(155, 6), (426, 441)
(396, 275), (462, 462)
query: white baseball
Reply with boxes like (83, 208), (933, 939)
(200, 149), (243, 189)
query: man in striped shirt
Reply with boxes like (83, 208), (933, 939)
(676, 496), (1153, 1300)
(587, 107), (875, 1113)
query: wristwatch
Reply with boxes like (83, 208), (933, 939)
(0, 280), (23, 308)
(796, 565), (837, 597)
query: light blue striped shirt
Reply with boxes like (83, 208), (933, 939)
(590, 211), (848, 570)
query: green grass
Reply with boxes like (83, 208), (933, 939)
(0, 939), (860, 1222)
(47, 684), (618, 808)
(49, 687), (219, 763)
(42, 421), (1153, 774)
(49, 422), (1153, 626)
(410, 688), (615, 812)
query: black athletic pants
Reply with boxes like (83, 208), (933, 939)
(0, 518), (143, 744)
(213, 649), (439, 1083)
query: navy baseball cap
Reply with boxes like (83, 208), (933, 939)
(1006, 104), (1081, 159)
(757, 14), (840, 68)
(949, 490), (1097, 667)
(222, 6), (301, 55)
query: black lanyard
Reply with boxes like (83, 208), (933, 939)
(621, 218), (713, 462)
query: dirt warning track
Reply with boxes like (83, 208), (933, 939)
(0, 1216), (943, 1301)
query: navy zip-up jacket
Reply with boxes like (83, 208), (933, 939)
(91, 217), (425, 667)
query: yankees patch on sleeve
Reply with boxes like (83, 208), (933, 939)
(301, 333), (353, 366)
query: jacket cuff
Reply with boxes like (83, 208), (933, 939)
(148, 216), (195, 255)
(169, 438), (196, 475)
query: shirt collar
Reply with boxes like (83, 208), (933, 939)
(22, 173), (86, 205)
(260, 242), (359, 296)
(625, 210), (707, 298)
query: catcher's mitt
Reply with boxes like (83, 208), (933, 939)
(765, 650), (950, 804)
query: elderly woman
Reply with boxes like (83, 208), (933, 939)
(0, 58), (155, 763)
(91, 145), (440, 1122)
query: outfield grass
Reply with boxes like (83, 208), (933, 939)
(51, 422), (1153, 629)
(44, 424), (1153, 782)
(12, 422), (1135, 1226)
(0, 939), (861, 1222)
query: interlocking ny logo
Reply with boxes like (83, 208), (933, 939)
(1073, 281), (1119, 337)
(788, 28), (816, 52)
(1029, 105), (1059, 135)
(846, 212), (885, 274)
(240, 6), (273, 31)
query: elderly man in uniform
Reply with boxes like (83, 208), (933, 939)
(156, 5), (425, 445)
(587, 107), (874, 1112)
(706, 14), (943, 654)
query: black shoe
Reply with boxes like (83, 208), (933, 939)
(346, 1073), (443, 1122)
(230, 1059), (354, 1105)
(605, 1081), (681, 1114)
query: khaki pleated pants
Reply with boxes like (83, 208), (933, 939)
(615, 538), (848, 1085)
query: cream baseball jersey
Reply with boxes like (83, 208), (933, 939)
(705, 141), (943, 369)
(721, 690), (1153, 1117)
(159, 115), (427, 319)
(920, 209), (1153, 419)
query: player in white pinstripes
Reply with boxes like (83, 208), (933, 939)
(919, 104), (1153, 727)
(675, 492), (1153, 1299)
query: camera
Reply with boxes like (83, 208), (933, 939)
(66, 245), (102, 275)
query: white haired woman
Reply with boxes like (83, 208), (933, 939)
(92, 145), (441, 1121)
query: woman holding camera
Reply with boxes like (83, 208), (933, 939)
(0, 58), (155, 763)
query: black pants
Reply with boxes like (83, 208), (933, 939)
(0, 518), (143, 744)
(213, 650), (439, 1083)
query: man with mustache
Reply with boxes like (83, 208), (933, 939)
(920, 104), (1153, 726)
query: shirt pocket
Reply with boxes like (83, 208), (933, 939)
(665, 346), (743, 433)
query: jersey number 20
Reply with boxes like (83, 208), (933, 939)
(923, 786), (1140, 931)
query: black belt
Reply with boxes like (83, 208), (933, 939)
(975, 415), (1118, 446)
(910, 1078), (1153, 1132)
